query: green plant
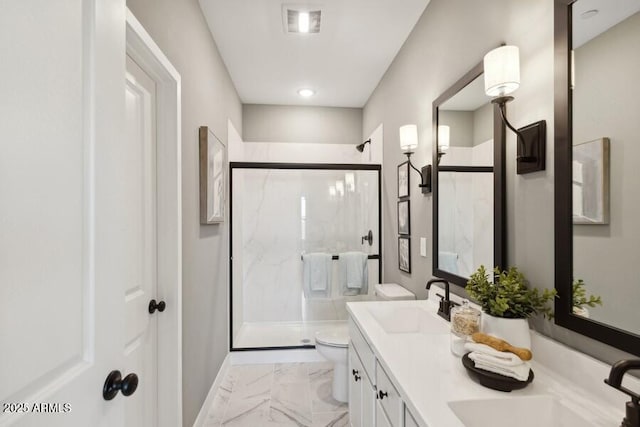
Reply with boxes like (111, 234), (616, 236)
(572, 279), (602, 309)
(466, 265), (557, 319)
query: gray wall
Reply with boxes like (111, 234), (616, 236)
(243, 104), (363, 144)
(573, 12), (640, 333)
(439, 111), (473, 147)
(364, 0), (633, 363)
(126, 0), (242, 425)
(473, 102), (494, 146)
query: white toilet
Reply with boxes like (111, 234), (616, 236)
(314, 283), (416, 402)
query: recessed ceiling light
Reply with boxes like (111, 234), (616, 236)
(284, 8), (321, 33)
(298, 88), (315, 97)
(581, 9), (599, 19)
(298, 12), (310, 33)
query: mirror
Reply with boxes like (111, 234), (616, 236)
(433, 61), (506, 287)
(554, 0), (640, 355)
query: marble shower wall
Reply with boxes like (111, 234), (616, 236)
(438, 140), (493, 278)
(235, 168), (379, 323)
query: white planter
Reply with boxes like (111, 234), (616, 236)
(573, 306), (590, 318)
(481, 313), (531, 350)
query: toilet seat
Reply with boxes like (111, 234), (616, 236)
(315, 328), (349, 348)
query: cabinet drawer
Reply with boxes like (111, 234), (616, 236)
(404, 405), (420, 427)
(376, 361), (402, 427)
(349, 317), (375, 384)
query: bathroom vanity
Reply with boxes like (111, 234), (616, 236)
(346, 292), (639, 427)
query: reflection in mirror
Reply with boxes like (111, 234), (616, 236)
(438, 171), (493, 278)
(570, 0), (640, 333)
(438, 76), (494, 167)
(433, 61), (505, 288)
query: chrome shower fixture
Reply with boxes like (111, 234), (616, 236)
(356, 139), (371, 152)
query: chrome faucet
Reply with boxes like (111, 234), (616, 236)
(426, 278), (457, 321)
(605, 359), (640, 427)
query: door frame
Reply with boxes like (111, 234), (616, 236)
(126, 10), (183, 427)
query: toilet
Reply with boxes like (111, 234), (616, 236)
(314, 283), (416, 402)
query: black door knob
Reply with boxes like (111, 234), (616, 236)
(148, 299), (166, 314)
(378, 390), (388, 400)
(103, 370), (139, 400)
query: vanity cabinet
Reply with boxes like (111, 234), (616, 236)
(349, 317), (426, 427)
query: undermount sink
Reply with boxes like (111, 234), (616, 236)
(367, 305), (449, 334)
(448, 396), (596, 427)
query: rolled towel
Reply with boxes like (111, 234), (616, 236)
(469, 352), (531, 381)
(464, 342), (524, 366)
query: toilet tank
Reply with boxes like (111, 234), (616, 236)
(374, 283), (416, 301)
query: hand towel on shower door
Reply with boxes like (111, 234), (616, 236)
(302, 253), (332, 298)
(338, 252), (369, 295)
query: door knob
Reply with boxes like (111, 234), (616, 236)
(378, 390), (388, 400)
(103, 370), (139, 400)
(148, 299), (166, 314)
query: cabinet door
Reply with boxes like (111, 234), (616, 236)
(376, 400), (394, 427)
(349, 348), (363, 427)
(362, 374), (375, 427)
(404, 405), (420, 427)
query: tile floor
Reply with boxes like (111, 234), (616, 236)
(202, 362), (349, 427)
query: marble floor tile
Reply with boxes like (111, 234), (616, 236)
(274, 363), (309, 385)
(311, 411), (349, 427)
(309, 364), (348, 413)
(222, 396), (270, 427)
(228, 364), (274, 400)
(270, 382), (313, 427)
(203, 362), (348, 427)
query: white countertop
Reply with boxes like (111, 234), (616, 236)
(347, 297), (635, 427)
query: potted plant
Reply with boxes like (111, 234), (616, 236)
(572, 279), (603, 318)
(466, 265), (557, 349)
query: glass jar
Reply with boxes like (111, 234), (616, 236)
(450, 300), (480, 356)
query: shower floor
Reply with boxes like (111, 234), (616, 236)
(233, 320), (348, 349)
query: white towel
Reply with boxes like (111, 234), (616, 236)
(464, 342), (524, 366)
(303, 253), (332, 297)
(338, 252), (368, 295)
(469, 354), (531, 381)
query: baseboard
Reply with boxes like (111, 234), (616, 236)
(230, 348), (327, 365)
(192, 353), (231, 427)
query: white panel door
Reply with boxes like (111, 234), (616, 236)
(123, 55), (158, 427)
(0, 0), (128, 426)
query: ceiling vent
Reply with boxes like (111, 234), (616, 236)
(283, 6), (321, 33)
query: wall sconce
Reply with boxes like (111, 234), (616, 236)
(437, 125), (450, 165)
(483, 45), (546, 174)
(399, 124), (431, 194)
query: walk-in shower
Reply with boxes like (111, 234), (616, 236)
(230, 163), (381, 350)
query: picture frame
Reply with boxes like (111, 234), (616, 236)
(398, 161), (410, 198)
(199, 126), (226, 224)
(398, 199), (410, 235)
(572, 138), (610, 225)
(398, 236), (411, 273)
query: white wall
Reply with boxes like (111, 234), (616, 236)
(125, 1), (242, 424)
(243, 104), (363, 144)
(363, 0), (634, 363)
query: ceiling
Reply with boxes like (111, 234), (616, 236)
(573, 0), (640, 48)
(199, 0), (430, 107)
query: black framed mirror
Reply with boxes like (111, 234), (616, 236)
(554, 0), (640, 356)
(432, 60), (507, 288)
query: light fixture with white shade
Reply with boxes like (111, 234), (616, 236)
(437, 125), (450, 164)
(483, 45), (546, 174)
(399, 124), (431, 194)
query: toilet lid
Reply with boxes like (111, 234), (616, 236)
(315, 328), (349, 348)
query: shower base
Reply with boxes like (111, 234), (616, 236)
(233, 320), (347, 349)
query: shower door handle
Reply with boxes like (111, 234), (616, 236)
(361, 230), (373, 246)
